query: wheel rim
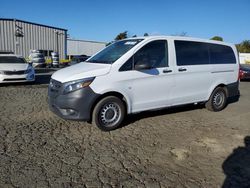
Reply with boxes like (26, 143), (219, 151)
(213, 91), (225, 108)
(99, 103), (121, 127)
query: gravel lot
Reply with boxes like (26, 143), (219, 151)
(0, 76), (250, 188)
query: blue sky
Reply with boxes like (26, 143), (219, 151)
(0, 0), (249, 43)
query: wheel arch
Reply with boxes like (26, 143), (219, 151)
(207, 83), (229, 100)
(89, 91), (130, 122)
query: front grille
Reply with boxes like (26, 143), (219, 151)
(4, 70), (26, 75)
(3, 78), (26, 81)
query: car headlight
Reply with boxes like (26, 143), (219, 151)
(25, 66), (33, 74)
(63, 77), (95, 94)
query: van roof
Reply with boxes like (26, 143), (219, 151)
(125, 35), (234, 46)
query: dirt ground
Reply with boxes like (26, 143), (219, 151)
(0, 77), (250, 188)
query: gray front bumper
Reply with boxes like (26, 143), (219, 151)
(48, 81), (100, 121)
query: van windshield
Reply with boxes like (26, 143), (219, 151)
(86, 39), (143, 64)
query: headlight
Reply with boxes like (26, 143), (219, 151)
(63, 77), (95, 94)
(25, 66), (33, 74)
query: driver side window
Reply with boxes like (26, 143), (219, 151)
(119, 40), (168, 71)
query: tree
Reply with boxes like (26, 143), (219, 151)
(172, 32), (188, 36)
(179, 32), (187, 36)
(115, 31), (128, 40)
(210, 36), (223, 41)
(144, 33), (149, 36)
(236, 40), (250, 53)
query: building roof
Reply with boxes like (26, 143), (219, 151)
(0, 18), (67, 31)
(67, 38), (107, 44)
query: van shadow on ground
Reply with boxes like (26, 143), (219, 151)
(121, 95), (239, 128)
(121, 103), (205, 127)
(222, 136), (250, 188)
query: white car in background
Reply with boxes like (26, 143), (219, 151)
(29, 50), (46, 68)
(0, 54), (35, 83)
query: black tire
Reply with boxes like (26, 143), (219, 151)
(205, 87), (227, 112)
(92, 96), (125, 131)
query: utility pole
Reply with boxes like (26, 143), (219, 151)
(56, 31), (59, 52)
(14, 19), (17, 54)
(54, 30), (64, 55)
(14, 19), (24, 55)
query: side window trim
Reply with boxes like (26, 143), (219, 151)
(164, 41), (169, 67)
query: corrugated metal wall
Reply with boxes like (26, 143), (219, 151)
(67, 39), (106, 56)
(0, 20), (14, 53)
(0, 19), (66, 59)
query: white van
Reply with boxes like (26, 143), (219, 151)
(0, 54), (35, 83)
(49, 36), (239, 131)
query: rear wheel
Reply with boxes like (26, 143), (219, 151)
(206, 87), (227, 111)
(92, 96), (125, 131)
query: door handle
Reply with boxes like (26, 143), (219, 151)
(178, 68), (187, 72)
(163, 69), (172, 73)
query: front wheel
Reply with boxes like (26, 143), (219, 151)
(206, 87), (227, 112)
(92, 96), (125, 131)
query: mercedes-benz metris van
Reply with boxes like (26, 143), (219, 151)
(48, 36), (239, 131)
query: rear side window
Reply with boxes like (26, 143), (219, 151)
(175, 41), (209, 66)
(209, 44), (236, 64)
(175, 41), (236, 65)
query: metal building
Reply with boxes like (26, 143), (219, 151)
(0, 18), (67, 59)
(239, 53), (250, 64)
(67, 39), (106, 58)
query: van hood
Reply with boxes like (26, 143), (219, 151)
(0, 63), (29, 71)
(52, 62), (112, 83)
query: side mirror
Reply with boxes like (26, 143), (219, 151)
(134, 62), (152, 70)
